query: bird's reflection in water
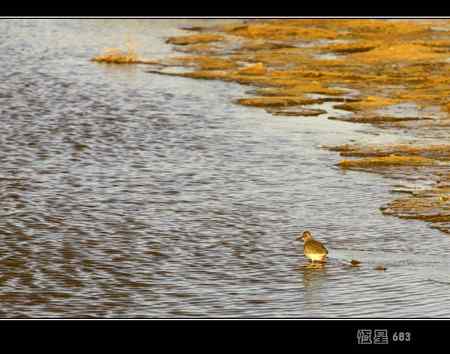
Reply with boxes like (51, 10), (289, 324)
(298, 262), (328, 313)
(300, 262), (327, 288)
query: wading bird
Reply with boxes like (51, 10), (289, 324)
(296, 231), (328, 263)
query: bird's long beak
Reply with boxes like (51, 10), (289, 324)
(296, 235), (303, 241)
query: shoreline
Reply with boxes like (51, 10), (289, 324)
(94, 19), (450, 234)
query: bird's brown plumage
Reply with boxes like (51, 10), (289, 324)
(304, 239), (328, 254)
(297, 231), (328, 262)
(304, 239), (328, 262)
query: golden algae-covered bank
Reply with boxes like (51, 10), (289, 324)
(93, 19), (450, 234)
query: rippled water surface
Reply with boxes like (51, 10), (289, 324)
(1, 19), (450, 318)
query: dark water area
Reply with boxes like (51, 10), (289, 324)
(1, 19), (450, 318)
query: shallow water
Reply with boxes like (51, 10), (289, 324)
(1, 19), (450, 318)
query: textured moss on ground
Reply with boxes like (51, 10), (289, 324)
(338, 155), (438, 169)
(92, 19), (450, 234)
